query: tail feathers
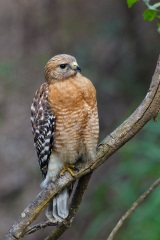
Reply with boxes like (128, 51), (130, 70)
(56, 188), (69, 219)
(46, 188), (69, 223)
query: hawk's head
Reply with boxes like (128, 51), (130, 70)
(44, 54), (81, 83)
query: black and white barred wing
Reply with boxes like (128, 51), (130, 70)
(31, 83), (55, 178)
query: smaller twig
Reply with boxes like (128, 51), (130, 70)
(44, 173), (92, 240)
(107, 178), (160, 240)
(25, 220), (56, 235)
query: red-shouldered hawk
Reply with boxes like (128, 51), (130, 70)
(31, 54), (99, 223)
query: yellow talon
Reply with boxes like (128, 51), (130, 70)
(60, 163), (76, 177)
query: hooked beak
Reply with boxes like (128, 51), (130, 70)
(70, 62), (81, 72)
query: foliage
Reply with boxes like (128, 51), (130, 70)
(81, 120), (160, 240)
(127, 0), (160, 32)
(127, 0), (140, 8)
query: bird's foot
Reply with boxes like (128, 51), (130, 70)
(60, 163), (77, 177)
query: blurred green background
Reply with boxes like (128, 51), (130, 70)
(0, 0), (160, 239)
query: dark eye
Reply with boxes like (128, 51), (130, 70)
(60, 64), (67, 69)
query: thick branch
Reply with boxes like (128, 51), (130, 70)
(25, 174), (92, 236)
(107, 178), (160, 240)
(3, 55), (160, 240)
(44, 173), (92, 240)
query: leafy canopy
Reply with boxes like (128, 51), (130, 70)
(127, 0), (160, 33)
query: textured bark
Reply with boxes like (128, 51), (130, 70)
(3, 55), (160, 240)
(44, 174), (92, 240)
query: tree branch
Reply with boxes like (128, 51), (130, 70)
(25, 221), (56, 235)
(44, 173), (92, 240)
(24, 173), (92, 237)
(107, 178), (160, 240)
(3, 55), (160, 240)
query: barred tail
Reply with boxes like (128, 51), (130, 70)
(46, 188), (69, 222)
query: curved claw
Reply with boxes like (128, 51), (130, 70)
(60, 163), (77, 177)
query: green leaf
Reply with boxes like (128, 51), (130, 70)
(127, 0), (139, 8)
(143, 9), (157, 21)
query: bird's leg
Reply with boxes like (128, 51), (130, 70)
(60, 163), (77, 177)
